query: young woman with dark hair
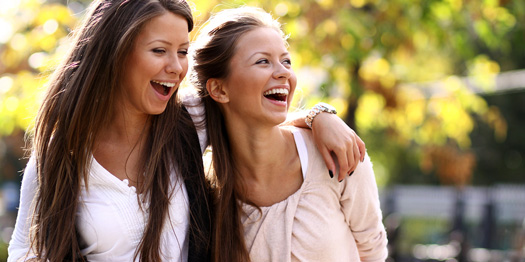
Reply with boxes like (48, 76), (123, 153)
(9, 1), (208, 261)
(191, 7), (388, 262)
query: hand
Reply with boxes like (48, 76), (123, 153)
(311, 113), (365, 181)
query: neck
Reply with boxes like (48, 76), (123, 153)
(96, 106), (151, 149)
(226, 120), (296, 183)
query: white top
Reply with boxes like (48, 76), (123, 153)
(8, 90), (207, 262)
(242, 128), (388, 262)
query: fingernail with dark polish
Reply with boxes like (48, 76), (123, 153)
(329, 170), (334, 178)
(349, 171), (354, 177)
(339, 179), (343, 183)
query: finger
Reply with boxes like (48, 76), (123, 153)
(319, 146), (336, 179)
(339, 143), (357, 181)
(351, 141), (360, 173)
(334, 146), (350, 182)
(356, 135), (366, 162)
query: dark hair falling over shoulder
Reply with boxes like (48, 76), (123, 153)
(29, 0), (211, 261)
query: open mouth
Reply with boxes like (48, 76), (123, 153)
(263, 88), (289, 102)
(151, 80), (175, 96)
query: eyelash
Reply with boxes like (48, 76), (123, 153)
(256, 59), (269, 64)
(152, 48), (165, 54)
(152, 49), (189, 56)
(255, 58), (292, 65)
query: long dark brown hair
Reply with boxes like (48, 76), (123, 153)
(189, 7), (286, 262)
(29, 0), (210, 261)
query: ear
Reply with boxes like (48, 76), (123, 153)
(206, 78), (229, 103)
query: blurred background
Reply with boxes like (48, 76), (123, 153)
(0, 0), (524, 261)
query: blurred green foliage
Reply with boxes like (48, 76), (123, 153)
(1, 0), (524, 187)
(0, 242), (6, 262)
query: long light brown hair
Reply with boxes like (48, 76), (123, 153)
(29, 0), (211, 261)
(189, 7), (286, 262)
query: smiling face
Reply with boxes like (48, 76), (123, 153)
(118, 12), (189, 118)
(220, 27), (297, 126)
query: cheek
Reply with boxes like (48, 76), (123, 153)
(288, 74), (298, 107)
(180, 59), (189, 79)
(227, 75), (251, 95)
(290, 74), (298, 92)
(290, 71), (297, 86)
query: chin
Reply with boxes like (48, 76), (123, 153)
(149, 106), (169, 116)
(274, 114), (288, 125)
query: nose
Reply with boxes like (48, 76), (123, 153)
(273, 62), (292, 80)
(166, 55), (183, 75)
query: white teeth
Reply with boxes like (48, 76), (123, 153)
(152, 80), (176, 88)
(263, 88), (289, 96)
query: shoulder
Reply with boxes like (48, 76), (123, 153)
(21, 155), (38, 184)
(288, 128), (330, 181)
(353, 153), (375, 181)
(178, 86), (201, 108)
(178, 86), (205, 126)
(339, 153), (379, 199)
(292, 128), (322, 163)
(290, 127), (314, 145)
(288, 127), (316, 164)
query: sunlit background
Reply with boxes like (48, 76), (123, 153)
(0, 0), (524, 261)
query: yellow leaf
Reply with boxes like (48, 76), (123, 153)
(350, 0), (366, 8)
(4, 96), (19, 113)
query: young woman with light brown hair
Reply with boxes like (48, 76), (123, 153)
(191, 7), (388, 262)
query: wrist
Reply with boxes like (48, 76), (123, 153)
(305, 102), (337, 129)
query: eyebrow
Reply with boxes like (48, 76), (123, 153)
(146, 39), (190, 46)
(248, 51), (290, 60)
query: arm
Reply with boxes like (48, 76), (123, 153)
(339, 154), (388, 262)
(8, 157), (38, 262)
(179, 88), (208, 153)
(284, 109), (366, 181)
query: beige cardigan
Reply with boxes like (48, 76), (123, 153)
(241, 128), (388, 262)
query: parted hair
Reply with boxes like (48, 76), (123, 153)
(29, 0), (211, 261)
(189, 7), (286, 262)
